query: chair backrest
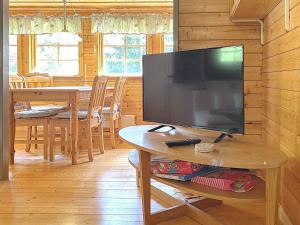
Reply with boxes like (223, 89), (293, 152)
(25, 73), (53, 87)
(9, 75), (31, 110)
(87, 76), (108, 119)
(9, 75), (27, 89)
(109, 77), (127, 113)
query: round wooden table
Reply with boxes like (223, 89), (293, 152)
(119, 125), (288, 225)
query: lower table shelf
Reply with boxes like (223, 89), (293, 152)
(129, 149), (265, 203)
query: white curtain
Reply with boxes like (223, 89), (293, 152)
(91, 13), (173, 34)
(9, 15), (82, 35)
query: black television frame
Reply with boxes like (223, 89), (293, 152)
(142, 45), (245, 135)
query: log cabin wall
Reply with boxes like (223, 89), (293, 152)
(178, 0), (263, 141)
(263, 0), (300, 224)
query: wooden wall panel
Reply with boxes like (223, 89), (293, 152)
(263, 0), (300, 224)
(178, 0), (263, 140)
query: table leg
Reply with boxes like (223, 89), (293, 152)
(139, 150), (151, 225)
(266, 167), (281, 225)
(70, 95), (78, 165)
(9, 93), (16, 164)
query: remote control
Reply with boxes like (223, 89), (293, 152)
(165, 138), (201, 147)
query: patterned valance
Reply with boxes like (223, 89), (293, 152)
(9, 15), (82, 35)
(91, 13), (173, 34)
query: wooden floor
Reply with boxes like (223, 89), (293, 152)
(0, 145), (266, 225)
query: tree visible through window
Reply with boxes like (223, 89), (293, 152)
(9, 35), (18, 75)
(164, 33), (173, 53)
(35, 33), (79, 76)
(103, 34), (146, 76)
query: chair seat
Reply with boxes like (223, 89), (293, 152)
(102, 105), (120, 114)
(15, 109), (59, 119)
(31, 105), (66, 112)
(14, 102), (29, 111)
(54, 110), (101, 120)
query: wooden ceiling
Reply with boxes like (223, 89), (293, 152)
(9, 0), (173, 15)
(10, 0), (173, 15)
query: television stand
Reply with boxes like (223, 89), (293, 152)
(147, 124), (176, 132)
(119, 125), (288, 225)
(213, 132), (233, 143)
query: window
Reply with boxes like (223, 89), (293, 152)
(103, 34), (146, 76)
(164, 33), (173, 53)
(9, 35), (18, 75)
(35, 33), (79, 76)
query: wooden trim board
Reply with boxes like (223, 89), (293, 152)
(0, 0), (9, 180)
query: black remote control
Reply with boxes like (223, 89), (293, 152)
(165, 138), (201, 147)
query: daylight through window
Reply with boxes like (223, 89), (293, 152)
(9, 35), (18, 75)
(35, 33), (79, 76)
(103, 34), (146, 76)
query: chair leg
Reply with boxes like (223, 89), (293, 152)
(25, 126), (32, 152)
(49, 120), (55, 162)
(67, 127), (71, 154)
(61, 127), (66, 153)
(87, 125), (94, 162)
(117, 116), (122, 144)
(98, 123), (105, 154)
(136, 170), (140, 187)
(43, 121), (49, 160)
(34, 126), (38, 149)
(109, 118), (116, 149)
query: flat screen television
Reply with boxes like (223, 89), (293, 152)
(142, 45), (244, 134)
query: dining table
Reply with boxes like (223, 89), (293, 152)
(9, 86), (114, 165)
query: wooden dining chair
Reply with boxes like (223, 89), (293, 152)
(9, 75), (58, 159)
(25, 73), (53, 87)
(102, 77), (127, 149)
(22, 73), (66, 149)
(49, 76), (108, 162)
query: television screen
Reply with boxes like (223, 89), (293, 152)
(142, 45), (244, 134)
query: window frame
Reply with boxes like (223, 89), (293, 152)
(102, 34), (147, 77)
(35, 34), (81, 77)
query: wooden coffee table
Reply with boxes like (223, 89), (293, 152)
(119, 125), (288, 225)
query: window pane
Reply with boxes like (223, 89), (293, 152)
(9, 46), (17, 60)
(104, 34), (124, 45)
(104, 47), (124, 60)
(37, 46), (58, 60)
(37, 34), (59, 45)
(58, 61), (79, 75)
(60, 47), (79, 60)
(126, 61), (142, 74)
(164, 33), (174, 53)
(57, 33), (79, 45)
(9, 36), (18, 75)
(126, 34), (146, 45)
(9, 35), (17, 45)
(126, 47), (146, 59)
(104, 61), (124, 74)
(35, 60), (59, 75)
(164, 33), (173, 45)
(164, 47), (173, 53)
(9, 60), (17, 75)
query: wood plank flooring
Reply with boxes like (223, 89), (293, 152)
(0, 146), (266, 225)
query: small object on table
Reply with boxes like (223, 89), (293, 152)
(165, 138), (201, 147)
(151, 158), (204, 174)
(191, 169), (257, 192)
(195, 143), (215, 153)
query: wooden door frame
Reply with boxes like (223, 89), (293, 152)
(173, 0), (179, 52)
(0, 0), (9, 180)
